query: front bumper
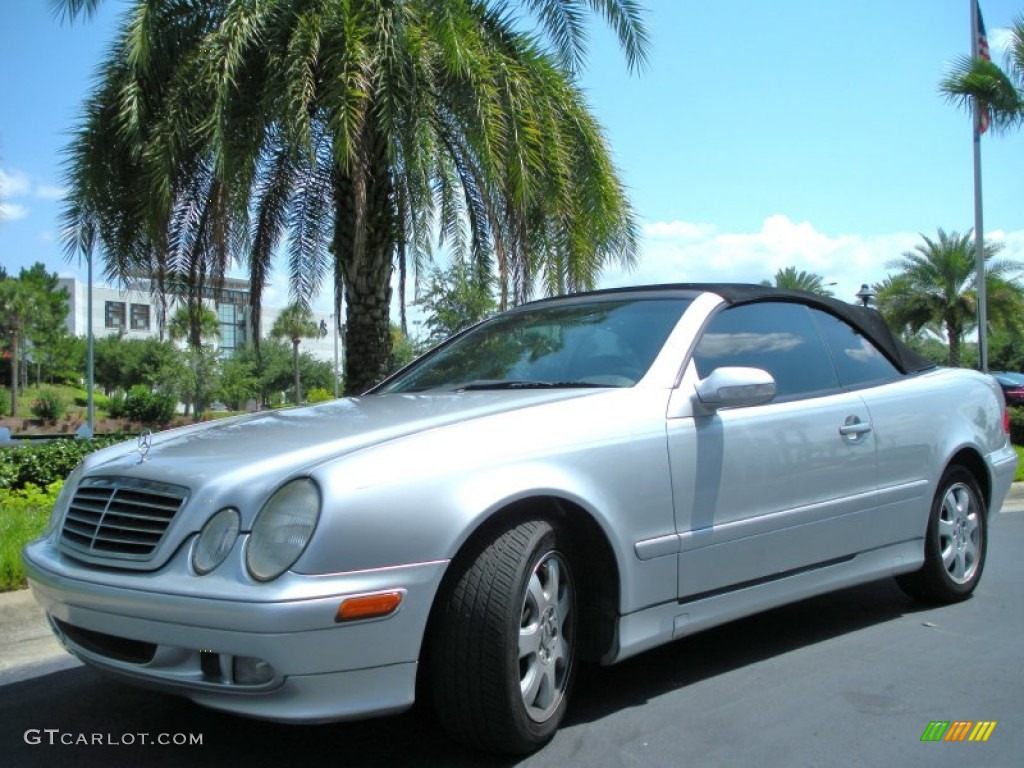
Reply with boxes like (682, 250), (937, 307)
(22, 538), (447, 723)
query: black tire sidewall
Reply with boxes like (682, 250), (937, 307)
(500, 524), (577, 745)
(924, 467), (987, 599)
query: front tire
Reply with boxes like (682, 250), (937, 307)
(430, 519), (577, 754)
(896, 465), (987, 603)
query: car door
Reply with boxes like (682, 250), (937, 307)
(809, 307), (931, 540)
(666, 301), (879, 601)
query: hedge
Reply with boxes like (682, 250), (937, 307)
(0, 436), (127, 492)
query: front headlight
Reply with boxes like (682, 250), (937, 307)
(41, 463), (85, 540)
(246, 478), (320, 582)
(192, 507), (241, 575)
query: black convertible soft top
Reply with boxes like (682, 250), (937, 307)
(535, 283), (937, 375)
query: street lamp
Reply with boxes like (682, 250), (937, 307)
(855, 284), (876, 307)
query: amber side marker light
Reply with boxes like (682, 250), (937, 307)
(335, 591), (404, 623)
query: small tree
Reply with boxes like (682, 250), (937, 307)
(168, 304), (220, 419)
(0, 278), (40, 416)
(415, 261), (498, 345)
(217, 358), (259, 410)
(270, 304), (320, 405)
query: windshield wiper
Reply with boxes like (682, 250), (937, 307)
(455, 379), (617, 391)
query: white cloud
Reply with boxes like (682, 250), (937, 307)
(0, 168), (31, 198)
(990, 27), (1014, 56)
(0, 202), (29, 221)
(39, 230), (54, 242)
(599, 214), (1024, 305)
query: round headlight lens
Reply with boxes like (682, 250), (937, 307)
(192, 507), (241, 575)
(246, 479), (320, 582)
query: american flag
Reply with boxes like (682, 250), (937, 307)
(977, 3), (991, 134)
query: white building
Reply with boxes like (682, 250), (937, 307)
(58, 276), (341, 369)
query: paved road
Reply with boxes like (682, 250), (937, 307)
(3, 506), (1023, 767)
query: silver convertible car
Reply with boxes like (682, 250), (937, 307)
(23, 284), (1017, 754)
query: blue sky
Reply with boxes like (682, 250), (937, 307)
(1, 0), (1021, 323)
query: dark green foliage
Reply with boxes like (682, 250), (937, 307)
(0, 436), (126, 491)
(106, 390), (127, 419)
(30, 389), (66, 423)
(230, 341), (331, 406)
(93, 336), (186, 394)
(123, 385), (176, 425)
(216, 358), (259, 410)
(1008, 407), (1024, 447)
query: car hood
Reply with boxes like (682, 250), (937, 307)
(83, 389), (604, 491)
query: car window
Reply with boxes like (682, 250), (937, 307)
(692, 302), (838, 397)
(379, 298), (691, 392)
(810, 309), (901, 387)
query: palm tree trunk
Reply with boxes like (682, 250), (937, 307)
(333, 123), (395, 396)
(947, 318), (961, 367)
(292, 339), (301, 404)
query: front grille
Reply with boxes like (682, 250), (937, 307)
(60, 476), (189, 562)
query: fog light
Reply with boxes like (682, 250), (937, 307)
(233, 656), (276, 685)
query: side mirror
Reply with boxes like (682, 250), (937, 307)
(694, 366), (776, 412)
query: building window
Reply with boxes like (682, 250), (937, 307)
(130, 303), (151, 331)
(105, 301), (126, 330)
(217, 302), (245, 356)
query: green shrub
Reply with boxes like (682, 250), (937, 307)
(306, 387), (334, 403)
(1010, 407), (1024, 447)
(124, 385), (176, 425)
(0, 481), (62, 591)
(30, 389), (65, 423)
(106, 390), (127, 419)
(73, 392), (110, 410)
(0, 436), (126, 491)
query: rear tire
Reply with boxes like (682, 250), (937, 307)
(896, 465), (987, 603)
(430, 519), (577, 754)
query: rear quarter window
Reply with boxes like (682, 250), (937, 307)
(810, 309), (901, 387)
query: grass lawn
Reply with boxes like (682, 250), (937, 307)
(3, 383), (110, 422)
(1015, 446), (1024, 482)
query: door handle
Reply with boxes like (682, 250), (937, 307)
(839, 418), (873, 436)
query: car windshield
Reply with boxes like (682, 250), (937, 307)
(378, 297), (692, 393)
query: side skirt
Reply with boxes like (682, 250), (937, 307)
(604, 539), (923, 665)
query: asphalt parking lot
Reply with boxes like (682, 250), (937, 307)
(2, 489), (1022, 767)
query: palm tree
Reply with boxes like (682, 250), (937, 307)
(760, 267), (834, 296)
(877, 229), (1023, 367)
(55, 0), (648, 396)
(941, 14), (1024, 134)
(168, 304), (220, 347)
(270, 303), (320, 405)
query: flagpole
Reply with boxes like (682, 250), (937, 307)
(971, 0), (988, 372)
